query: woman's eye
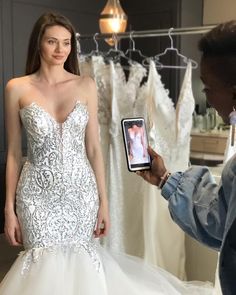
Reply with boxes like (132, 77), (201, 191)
(64, 42), (71, 46)
(48, 40), (55, 44)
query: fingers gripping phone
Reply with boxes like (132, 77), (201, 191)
(121, 117), (151, 172)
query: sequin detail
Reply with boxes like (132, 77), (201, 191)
(19, 242), (101, 275)
(17, 101), (101, 273)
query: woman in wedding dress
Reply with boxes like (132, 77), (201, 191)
(0, 11), (213, 294)
(127, 123), (149, 165)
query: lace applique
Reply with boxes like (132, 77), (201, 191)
(91, 56), (113, 126)
(145, 60), (194, 170)
(175, 62), (195, 145)
(19, 242), (101, 276)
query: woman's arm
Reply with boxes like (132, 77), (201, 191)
(4, 79), (23, 246)
(84, 77), (110, 238)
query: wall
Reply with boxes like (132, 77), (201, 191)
(0, 1), (4, 231)
(204, 0), (236, 24)
(180, 0), (206, 114)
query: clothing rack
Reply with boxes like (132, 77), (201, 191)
(77, 25), (215, 40)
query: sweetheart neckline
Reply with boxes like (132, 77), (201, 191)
(19, 100), (88, 125)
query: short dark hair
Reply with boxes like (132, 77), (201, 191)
(199, 20), (236, 85)
(25, 12), (79, 75)
(199, 20), (236, 56)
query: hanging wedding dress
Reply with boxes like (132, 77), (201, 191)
(140, 60), (194, 278)
(80, 55), (147, 256)
(79, 55), (186, 279)
(0, 98), (213, 294)
(99, 58), (148, 255)
(79, 55), (112, 177)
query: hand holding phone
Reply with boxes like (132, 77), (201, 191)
(121, 117), (151, 172)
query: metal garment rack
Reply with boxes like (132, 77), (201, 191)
(77, 25), (216, 40)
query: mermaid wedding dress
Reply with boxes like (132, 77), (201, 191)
(0, 99), (213, 294)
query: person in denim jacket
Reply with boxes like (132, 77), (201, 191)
(138, 20), (236, 295)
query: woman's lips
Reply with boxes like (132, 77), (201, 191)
(53, 55), (64, 59)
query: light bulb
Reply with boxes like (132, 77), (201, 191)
(99, 0), (128, 46)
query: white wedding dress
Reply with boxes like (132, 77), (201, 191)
(0, 99), (213, 294)
(141, 61), (195, 274)
(129, 131), (149, 165)
(80, 56), (148, 256)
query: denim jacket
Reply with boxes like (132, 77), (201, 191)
(161, 154), (236, 295)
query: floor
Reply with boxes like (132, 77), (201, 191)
(0, 234), (23, 282)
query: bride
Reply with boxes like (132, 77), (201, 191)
(0, 11), (213, 294)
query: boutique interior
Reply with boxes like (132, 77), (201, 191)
(0, 0), (235, 294)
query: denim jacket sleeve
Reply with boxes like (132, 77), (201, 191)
(161, 166), (227, 250)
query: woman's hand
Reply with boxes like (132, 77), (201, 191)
(94, 201), (110, 238)
(4, 210), (23, 246)
(137, 146), (167, 186)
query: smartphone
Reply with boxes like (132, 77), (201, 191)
(121, 117), (151, 172)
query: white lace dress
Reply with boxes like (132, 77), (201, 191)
(95, 58), (148, 256)
(137, 60), (195, 279)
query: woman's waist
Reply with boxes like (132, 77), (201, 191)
(17, 159), (96, 193)
(24, 157), (90, 169)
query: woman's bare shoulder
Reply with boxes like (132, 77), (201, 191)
(5, 75), (31, 95)
(71, 75), (96, 103)
(78, 75), (96, 92)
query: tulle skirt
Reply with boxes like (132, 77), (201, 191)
(0, 245), (213, 295)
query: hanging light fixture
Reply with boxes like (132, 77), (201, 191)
(99, 0), (128, 46)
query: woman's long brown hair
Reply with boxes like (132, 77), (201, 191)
(25, 12), (79, 75)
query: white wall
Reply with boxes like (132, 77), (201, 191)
(204, 0), (236, 24)
(185, 235), (218, 282)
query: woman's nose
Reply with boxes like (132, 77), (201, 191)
(55, 42), (62, 52)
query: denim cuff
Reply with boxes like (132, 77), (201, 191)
(161, 172), (182, 201)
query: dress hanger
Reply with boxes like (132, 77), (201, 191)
(76, 32), (82, 55)
(82, 33), (105, 58)
(103, 34), (132, 63)
(153, 28), (198, 69)
(124, 31), (150, 64)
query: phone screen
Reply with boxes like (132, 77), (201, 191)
(121, 117), (151, 172)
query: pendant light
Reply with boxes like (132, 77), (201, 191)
(99, 0), (128, 46)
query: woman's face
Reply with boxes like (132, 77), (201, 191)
(200, 57), (235, 124)
(40, 25), (72, 66)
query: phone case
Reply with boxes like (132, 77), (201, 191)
(121, 117), (151, 172)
